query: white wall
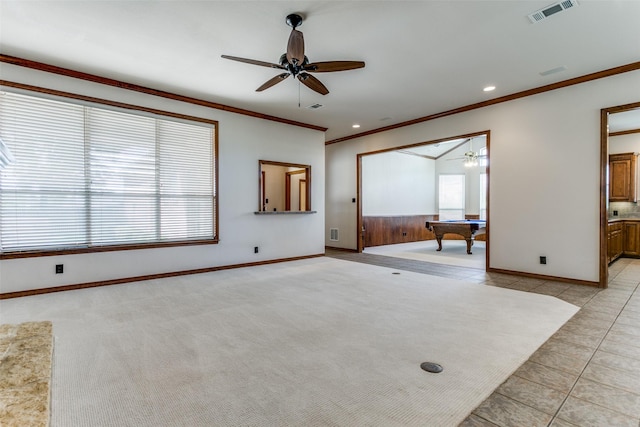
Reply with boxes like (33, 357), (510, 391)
(610, 133), (640, 154)
(326, 70), (640, 283)
(262, 164), (287, 212)
(362, 152), (435, 216)
(0, 64), (325, 293)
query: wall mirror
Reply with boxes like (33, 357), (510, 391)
(259, 160), (311, 212)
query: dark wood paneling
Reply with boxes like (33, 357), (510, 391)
(363, 215), (437, 247)
(363, 215), (488, 247)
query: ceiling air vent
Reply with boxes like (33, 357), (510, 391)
(307, 103), (323, 110)
(528, 0), (578, 23)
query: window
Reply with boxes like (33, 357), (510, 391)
(438, 174), (465, 220)
(0, 91), (217, 255)
(479, 173), (487, 220)
(479, 147), (488, 167)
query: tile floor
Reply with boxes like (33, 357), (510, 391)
(326, 249), (640, 427)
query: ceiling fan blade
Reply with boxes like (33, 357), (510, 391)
(297, 73), (329, 95)
(256, 73), (290, 92)
(305, 61), (365, 73)
(286, 29), (305, 65)
(221, 55), (284, 70)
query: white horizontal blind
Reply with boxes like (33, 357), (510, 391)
(0, 91), (215, 253)
(158, 120), (214, 241)
(438, 174), (465, 220)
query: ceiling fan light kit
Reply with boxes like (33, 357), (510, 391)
(221, 13), (365, 96)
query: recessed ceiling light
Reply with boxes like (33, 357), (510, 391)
(352, 124), (361, 129)
(483, 86), (496, 92)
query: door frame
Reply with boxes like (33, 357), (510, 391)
(356, 130), (490, 271)
(600, 101), (640, 287)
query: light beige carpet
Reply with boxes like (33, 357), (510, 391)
(0, 321), (53, 427)
(0, 258), (577, 426)
(364, 240), (486, 269)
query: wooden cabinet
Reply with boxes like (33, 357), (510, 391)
(609, 153), (637, 202)
(609, 220), (640, 264)
(624, 221), (640, 256)
(608, 222), (624, 263)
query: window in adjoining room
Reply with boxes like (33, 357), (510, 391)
(479, 173), (487, 220)
(438, 174), (465, 220)
(0, 90), (217, 256)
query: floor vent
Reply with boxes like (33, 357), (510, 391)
(528, 0), (578, 23)
(330, 228), (339, 241)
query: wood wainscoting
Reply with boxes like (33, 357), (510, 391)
(362, 215), (486, 247)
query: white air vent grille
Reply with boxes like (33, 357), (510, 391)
(330, 228), (339, 241)
(528, 0), (578, 23)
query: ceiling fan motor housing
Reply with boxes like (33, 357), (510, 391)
(286, 13), (303, 29)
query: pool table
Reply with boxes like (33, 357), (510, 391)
(425, 220), (486, 254)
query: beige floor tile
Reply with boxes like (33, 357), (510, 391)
(609, 321), (640, 338)
(603, 329), (640, 349)
(472, 393), (552, 427)
(590, 349), (640, 374)
(495, 375), (566, 415)
(539, 337), (595, 362)
(573, 307), (619, 323)
(558, 321), (609, 339)
(615, 310), (640, 326)
(548, 417), (580, 427)
(599, 337), (640, 361)
(581, 362), (640, 395)
(570, 377), (640, 419)
(551, 328), (603, 349)
(528, 348), (588, 375)
(582, 300), (626, 315)
(513, 361), (578, 394)
(458, 414), (500, 427)
(556, 396), (638, 427)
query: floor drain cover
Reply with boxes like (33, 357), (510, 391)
(420, 362), (443, 373)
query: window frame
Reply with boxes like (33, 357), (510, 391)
(0, 85), (219, 259)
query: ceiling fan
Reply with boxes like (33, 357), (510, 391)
(447, 139), (487, 167)
(221, 13), (365, 95)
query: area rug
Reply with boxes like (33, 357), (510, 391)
(0, 258), (577, 426)
(0, 321), (53, 427)
(364, 240), (486, 269)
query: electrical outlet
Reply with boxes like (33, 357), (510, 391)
(254, 246), (259, 254)
(55, 264), (64, 274)
(539, 256), (547, 265)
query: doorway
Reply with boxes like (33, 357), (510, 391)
(600, 102), (640, 287)
(357, 131), (490, 271)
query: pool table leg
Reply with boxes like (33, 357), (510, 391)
(466, 238), (473, 254)
(435, 235), (443, 251)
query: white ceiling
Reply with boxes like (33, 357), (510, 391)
(1, 1), (639, 141)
